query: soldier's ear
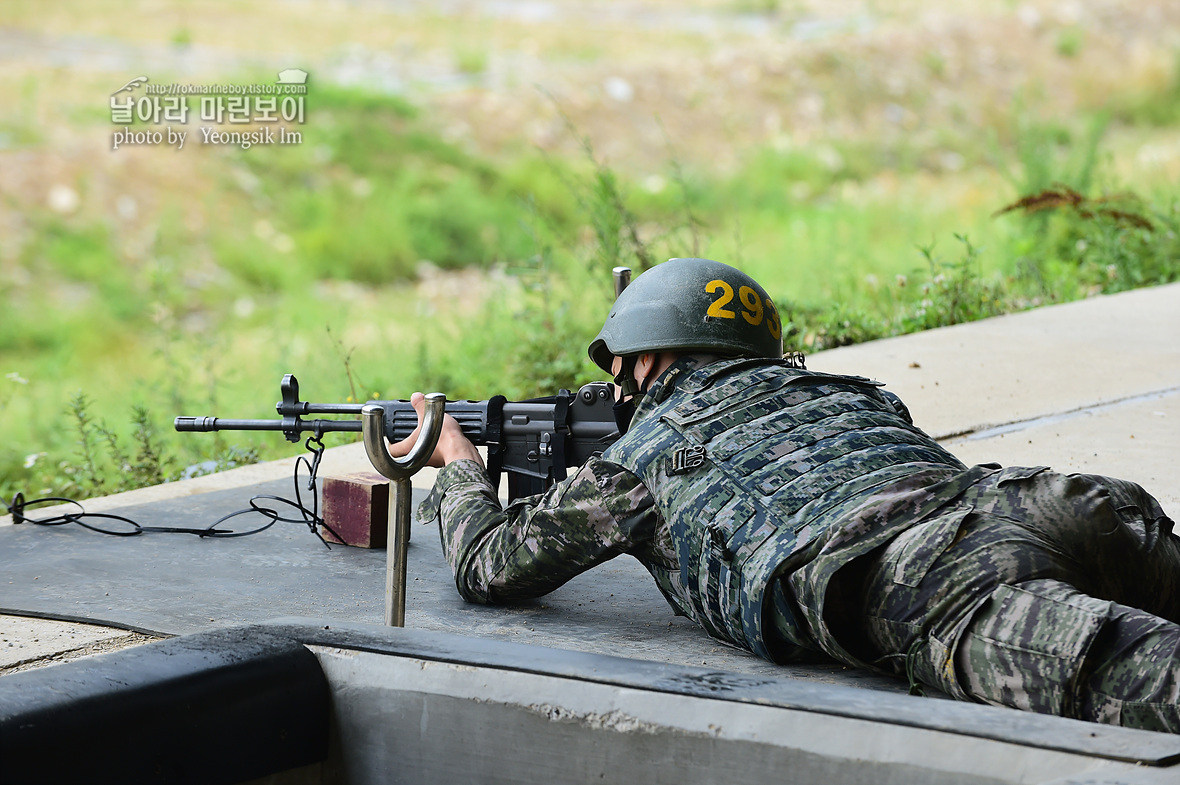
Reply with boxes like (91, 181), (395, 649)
(635, 353), (657, 379)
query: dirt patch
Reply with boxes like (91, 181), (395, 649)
(416, 0), (1180, 173)
(0, 626), (160, 676)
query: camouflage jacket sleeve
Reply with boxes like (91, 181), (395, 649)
(417, 457), (667, 604)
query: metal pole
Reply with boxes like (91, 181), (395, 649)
(361, 393), (446, 627)
(386, 478), (412, 626)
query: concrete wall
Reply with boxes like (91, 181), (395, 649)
(308, 641), (1180, 785)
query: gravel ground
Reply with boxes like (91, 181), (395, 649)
(0, 614), (160, 675)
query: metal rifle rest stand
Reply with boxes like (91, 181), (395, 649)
(359, 393), (446, 627)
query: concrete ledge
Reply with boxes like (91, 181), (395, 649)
(317, 649), (1166, 785)
(0, 627), (330, 785)
(5, 620), (1179, 784)
(271, 618), (1180, 771)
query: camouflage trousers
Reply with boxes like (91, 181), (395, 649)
(853, 466), (1180, 732)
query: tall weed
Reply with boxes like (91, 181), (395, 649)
(898, 235), (1008, 332)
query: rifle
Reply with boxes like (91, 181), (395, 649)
(175, 374), (620, 501)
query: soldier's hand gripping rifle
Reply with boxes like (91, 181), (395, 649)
(175, 374), (620, 502)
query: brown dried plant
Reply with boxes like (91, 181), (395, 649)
(995, 185), (1154, 231)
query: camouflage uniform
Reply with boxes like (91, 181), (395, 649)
(419, 357), (1180, 732)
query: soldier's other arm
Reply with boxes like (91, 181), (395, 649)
(418, 457), (660, 604)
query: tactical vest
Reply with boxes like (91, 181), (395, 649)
(603, 358), (966, 660)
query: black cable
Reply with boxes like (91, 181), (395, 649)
(2, 435), (345, 549)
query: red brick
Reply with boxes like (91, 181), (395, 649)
(320, 472), (389, 548)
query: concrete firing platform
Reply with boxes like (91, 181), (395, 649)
(0, 474), (899, 690)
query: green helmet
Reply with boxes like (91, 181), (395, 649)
(588, 258), (784, 373)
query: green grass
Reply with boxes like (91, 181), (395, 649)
(233, 84), (580, 283)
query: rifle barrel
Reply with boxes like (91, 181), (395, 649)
(174, 416), (362, 434)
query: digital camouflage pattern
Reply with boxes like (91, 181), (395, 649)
(419, 357), (1180, 732)
(597, 356), (970, 659)
(856, 467), (1180, 732)
(421, 456), (676, 606)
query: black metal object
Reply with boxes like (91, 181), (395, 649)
(176, 374), (619, 501)
(0, 627), (330, 785)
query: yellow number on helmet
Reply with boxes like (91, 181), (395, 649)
(739, 286), (763, 326)
(766, 298), (782, 341)
(705, 279), (736, 319)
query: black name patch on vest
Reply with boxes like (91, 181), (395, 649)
(668, 445), (708, 476)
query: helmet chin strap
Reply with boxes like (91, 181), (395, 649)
(613, 354), (660, 398)
(612, 355), (643, 434)
(613, 356), (642, 399)
(612, 354), (657, 435)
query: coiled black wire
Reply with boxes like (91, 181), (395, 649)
(2, 435), (344, 549)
